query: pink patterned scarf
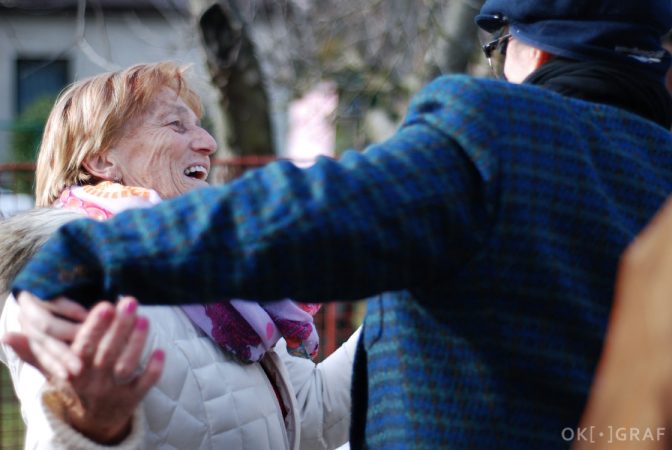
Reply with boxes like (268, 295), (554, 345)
(55, 182), (321, 362)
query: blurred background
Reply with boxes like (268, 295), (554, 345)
(0, 0), (490, 447)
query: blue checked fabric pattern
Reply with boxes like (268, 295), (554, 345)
(14, 75), (672, 448)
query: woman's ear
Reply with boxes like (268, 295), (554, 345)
(82, 152), (119, 181)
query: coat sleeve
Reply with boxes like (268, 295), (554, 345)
(13, 77), (494, 308)
(276, 327), (361, 450)
(0, 295), (145, 450)
(39, 389), (145, 450)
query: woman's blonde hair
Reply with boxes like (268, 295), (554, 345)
(35, 61), (203, 207)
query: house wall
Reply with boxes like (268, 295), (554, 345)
(0, 8), (220, 163)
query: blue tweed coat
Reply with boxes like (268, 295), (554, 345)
(14, 75), (672, 448)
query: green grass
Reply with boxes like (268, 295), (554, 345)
(1, 365), (25, 449)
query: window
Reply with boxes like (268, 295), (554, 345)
(15, 58), (69, 114)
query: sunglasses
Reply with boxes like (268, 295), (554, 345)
(481, 32), (512, 79)
(482, 33), (512, 59)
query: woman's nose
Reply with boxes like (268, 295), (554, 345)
(192, 127), (217, 156)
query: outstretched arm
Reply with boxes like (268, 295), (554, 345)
(13, 79), (494, 307)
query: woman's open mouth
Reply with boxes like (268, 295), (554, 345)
(184, 165), (209, 181)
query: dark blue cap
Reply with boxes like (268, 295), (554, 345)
(475, 0), (672, 78)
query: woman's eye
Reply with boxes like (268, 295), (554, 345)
(169, 120), (185, 131)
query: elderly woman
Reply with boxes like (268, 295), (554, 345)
(0, 62), (357, 449)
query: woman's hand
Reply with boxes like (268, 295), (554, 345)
(4, 291), (88, 378)
(3, 294), (164, 444)
(56, 297), (164, 444)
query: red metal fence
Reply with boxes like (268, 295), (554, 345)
(0, 157), (362, 448)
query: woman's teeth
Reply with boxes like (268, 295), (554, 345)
(184, 165), (207, 179)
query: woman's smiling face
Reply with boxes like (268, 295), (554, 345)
(107, 87), (217, 199)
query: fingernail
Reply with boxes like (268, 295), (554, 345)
(98, 306), (114, 320)
(135, 317), (148, 331)
(123, 299), (137, 315)
(152, 349), (165, 362)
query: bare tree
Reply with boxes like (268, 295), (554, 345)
(191, 0), (486, 157)
(196, 0), (275, 158)
(427, 0), (486, 76)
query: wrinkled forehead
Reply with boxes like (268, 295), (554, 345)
(143, 88), (195, 119)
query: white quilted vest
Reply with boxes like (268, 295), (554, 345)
(1, 297), (354, 450)
(138, 306), (299, 450)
